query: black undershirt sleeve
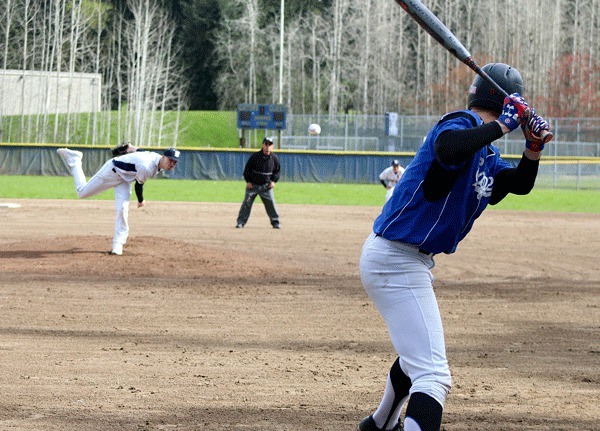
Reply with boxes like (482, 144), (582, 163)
(489, 153), (539, 205)
(424, 120), (504, 202)
(423, 116), (540, 204)
(135, 181), (144, 203)
(423, 160), (460, 201)
(435, 121), (504, 166)
(380, 179), (387, 188)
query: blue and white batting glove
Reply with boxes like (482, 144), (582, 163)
(521, 108), (550, 152)
(498, 93), (529, 131)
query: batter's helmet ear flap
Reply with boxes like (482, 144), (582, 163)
(467, 63), (524, 114)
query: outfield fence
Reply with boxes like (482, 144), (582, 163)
(1, 144), (598, 191)
(279, 114), (600, 190)
(536, 159), (600, 190)
(284, 114), (600, 157)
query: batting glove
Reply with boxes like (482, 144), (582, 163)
(498, 93), (529, 131)
(521, 108), (551, 152)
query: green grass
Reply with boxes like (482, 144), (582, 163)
(490, 188), (599, 213)
(1, 111), (240, 148)
(178, 111), (239, 148)
(0, 175), (598, 213)
(107, 110), (239, 148)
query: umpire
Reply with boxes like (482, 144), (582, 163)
(236, 136), (281, 229)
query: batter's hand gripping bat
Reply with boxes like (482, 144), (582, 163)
(395, 0), (553, 143)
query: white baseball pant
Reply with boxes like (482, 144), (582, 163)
(70, 160), (133, 248)
(385, 186), (395, 202)
(359, 233), (452, 408)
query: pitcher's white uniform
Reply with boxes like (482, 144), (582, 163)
(59, 149), (164, 253)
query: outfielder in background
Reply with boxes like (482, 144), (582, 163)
(236, 136), (281, 229)
(379, 159), (405, 202)
(57, 145), (180, 255)
(357, 63), (551, 431)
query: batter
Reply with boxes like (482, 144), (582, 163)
(357, 63), (551, 431)
(57, 147), (179, 255)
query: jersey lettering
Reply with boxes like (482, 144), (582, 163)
(473, 168), (494, 199)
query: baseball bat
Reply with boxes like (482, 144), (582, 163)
(395, 0), (553, 143)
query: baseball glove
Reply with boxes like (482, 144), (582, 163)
(111, 142), (134, 157)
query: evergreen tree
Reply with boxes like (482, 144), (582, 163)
(178, 0), (221, 109)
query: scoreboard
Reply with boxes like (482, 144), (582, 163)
(237, 104), (286, 130)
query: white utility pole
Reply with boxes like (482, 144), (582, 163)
(278, 0), (284, 104)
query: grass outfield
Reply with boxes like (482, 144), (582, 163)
(0, 175), (597, 213)
(1, 111), (240, 148)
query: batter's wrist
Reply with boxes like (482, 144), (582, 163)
(523, 149), (541, 161)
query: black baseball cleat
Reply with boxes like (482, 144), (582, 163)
(272, 224), (280, 229)
(236, 223), (244, 228)
(356, 415), (402, 431)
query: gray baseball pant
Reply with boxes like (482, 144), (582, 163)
(236, 184), (280, 227)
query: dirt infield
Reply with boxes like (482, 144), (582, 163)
(0, 199), (598, 431)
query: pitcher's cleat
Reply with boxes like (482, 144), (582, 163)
(57, 148), (83, 167)
(357, 416), (402, 431)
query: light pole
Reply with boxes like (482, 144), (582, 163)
(278, 0), (284, 104)
(277, 0), (284, 148)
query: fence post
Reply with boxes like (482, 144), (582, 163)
(553, 119), (558, 188)
(400, 116), (404, 150)
(344, 114), (349, 151)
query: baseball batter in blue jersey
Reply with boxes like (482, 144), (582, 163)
(357, 64), (552, 431)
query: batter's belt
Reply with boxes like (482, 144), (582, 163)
(375, 234), (434, 257)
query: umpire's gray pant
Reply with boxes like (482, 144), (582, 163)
(236, 184), (280, 227)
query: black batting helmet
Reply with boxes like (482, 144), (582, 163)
(467, 63), (524, 115)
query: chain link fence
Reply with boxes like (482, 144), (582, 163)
(283, 114), (600, 190)
(284, 114), (432, 152)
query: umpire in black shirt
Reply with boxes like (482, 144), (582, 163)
(236, 136), (281, 229)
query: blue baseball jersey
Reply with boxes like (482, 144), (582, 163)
(373, 110), (512, 254)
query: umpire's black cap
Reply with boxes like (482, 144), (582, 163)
(163, 148), (180, 161)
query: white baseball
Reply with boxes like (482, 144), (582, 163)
(308, 123), (321, 136)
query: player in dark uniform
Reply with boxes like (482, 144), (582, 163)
(236, 136), (281, 229)
(357, 63), (551, 431)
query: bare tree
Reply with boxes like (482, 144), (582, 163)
(3, 0), (600, 137)
(211, 0), (599, 117)
(213, 0), (265, 108)
(306, 12), (328, 117)
(1, 0), (188, 147)
(119, 0), (187, 147)
(328, 0), (345, 118)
